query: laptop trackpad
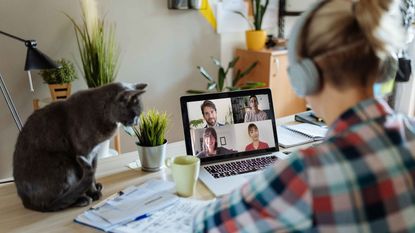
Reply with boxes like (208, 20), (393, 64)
(202, 172), (255, 197)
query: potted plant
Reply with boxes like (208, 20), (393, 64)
(187, 56), (264, 94)
(39, 58), (78, 100)
(235, 0), (270, 50)
(125, 109), (170, 172)
(66, 0), (119, 88)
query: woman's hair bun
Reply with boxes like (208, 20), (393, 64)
(354, 0), (404, 58)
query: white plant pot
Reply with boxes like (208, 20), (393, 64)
(96, 140), (111, 159)
(136, 140), (167, 172)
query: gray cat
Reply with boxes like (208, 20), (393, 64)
(13, 82), (146, 212)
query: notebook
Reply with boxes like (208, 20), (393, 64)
(180, 88), (286, 197)
(277, 123), (328, 148)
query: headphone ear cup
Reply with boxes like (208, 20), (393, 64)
(288, 58), (321, 96)
(377, 56), (398, 83)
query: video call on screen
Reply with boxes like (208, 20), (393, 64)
(186, 94), (276, 158)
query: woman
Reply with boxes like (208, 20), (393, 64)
(244, 95), (267, 122)
(194, 0), (415, 232)
(197, 127), (234, 158)
(245, 123), (269, 151)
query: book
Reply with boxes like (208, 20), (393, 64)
(74, 179), (212, 232)
(277, 123), (328, 148)
(294, 110), (327, 128)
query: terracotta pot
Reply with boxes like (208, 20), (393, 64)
(245, 30), (267, 51)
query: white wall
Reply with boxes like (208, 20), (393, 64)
(0, 0), (220, 180)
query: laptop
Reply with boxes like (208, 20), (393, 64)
(180, 88), (285, 197)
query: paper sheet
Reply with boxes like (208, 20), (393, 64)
(74, 179), (177, 231)
(112, 198), (214, 233)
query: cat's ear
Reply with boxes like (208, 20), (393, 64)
(118, 90), (145, 106)
(129, 90), (145, 105)
(135, 83), (147, 90)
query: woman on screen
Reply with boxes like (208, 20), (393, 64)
(197, 128), (235, 158)
(244, 95), (267, 122)
(245, 123), (269, 151)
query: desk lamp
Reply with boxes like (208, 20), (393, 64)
(0, 30), (60, 131)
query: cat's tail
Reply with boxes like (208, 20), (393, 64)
(42, 156), (95, 212)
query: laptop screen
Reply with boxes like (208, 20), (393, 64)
(180, 89), (279, 163)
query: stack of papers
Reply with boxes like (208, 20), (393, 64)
(75, 179), (213, 232)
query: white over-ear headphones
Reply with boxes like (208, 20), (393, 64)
(287, 0), (398, 97)
(287, 1), (327, 97)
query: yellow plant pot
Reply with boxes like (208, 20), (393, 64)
(48, 83), (72, 101)
(245, 30), (266, 51)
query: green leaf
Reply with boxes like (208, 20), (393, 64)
(217, 68), (226, 92)
(232, 61), (258, 86)
(227, 56), (240, 70)
(232, 69), (242, 87)
(226, 86), (240, 91)
(211, 57), (221, 67)
(207, 82), (217, 90)
(197, 66), (213, 82)
(239, 61), (258, 78)
(233, 11), (254, 30)
(240, 81), (266, 89)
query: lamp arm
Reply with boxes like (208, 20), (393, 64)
(0, 72), (23, 131)
(0, 30), (37, 49)
(0, 30), (27, 43)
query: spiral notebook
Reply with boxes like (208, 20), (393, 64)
(277, 123), (328, 148)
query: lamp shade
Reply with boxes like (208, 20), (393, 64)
(24, 46), (60, 71)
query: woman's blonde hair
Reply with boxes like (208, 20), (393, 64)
(300, 0), (404, 89)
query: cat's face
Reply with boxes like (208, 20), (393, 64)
(113, 83), (147, 126)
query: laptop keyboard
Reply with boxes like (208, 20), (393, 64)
(204, 155), (278, 179)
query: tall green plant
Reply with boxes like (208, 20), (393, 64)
(234, 0), (269, 31)
(66, 0), (119, 88)
(187, 56), (264, 94)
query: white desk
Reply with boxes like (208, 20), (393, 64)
(0, 116), (313, 232)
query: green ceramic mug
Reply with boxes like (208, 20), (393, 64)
(165, 155), (200, 197)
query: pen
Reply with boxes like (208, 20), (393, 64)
(309, 112), (324, 122)
(134, 213), (151, 222)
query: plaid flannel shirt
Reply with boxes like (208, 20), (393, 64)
(194, 98), (415, 233)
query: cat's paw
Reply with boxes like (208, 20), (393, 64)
(74, 195), (92, 207)
(95, 183), (103, 192)
(87, 187), (102, 201)
(88, 190), (102, 201)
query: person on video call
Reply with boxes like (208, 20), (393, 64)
(244, 95), (268, 122)
(245, 123), (269, 151)
(197, 127), (234, 158)
(201, 100), (224, 128)
(194, 0), (415, 232)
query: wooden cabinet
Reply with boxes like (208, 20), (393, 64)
(234, 48), (306, 117)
